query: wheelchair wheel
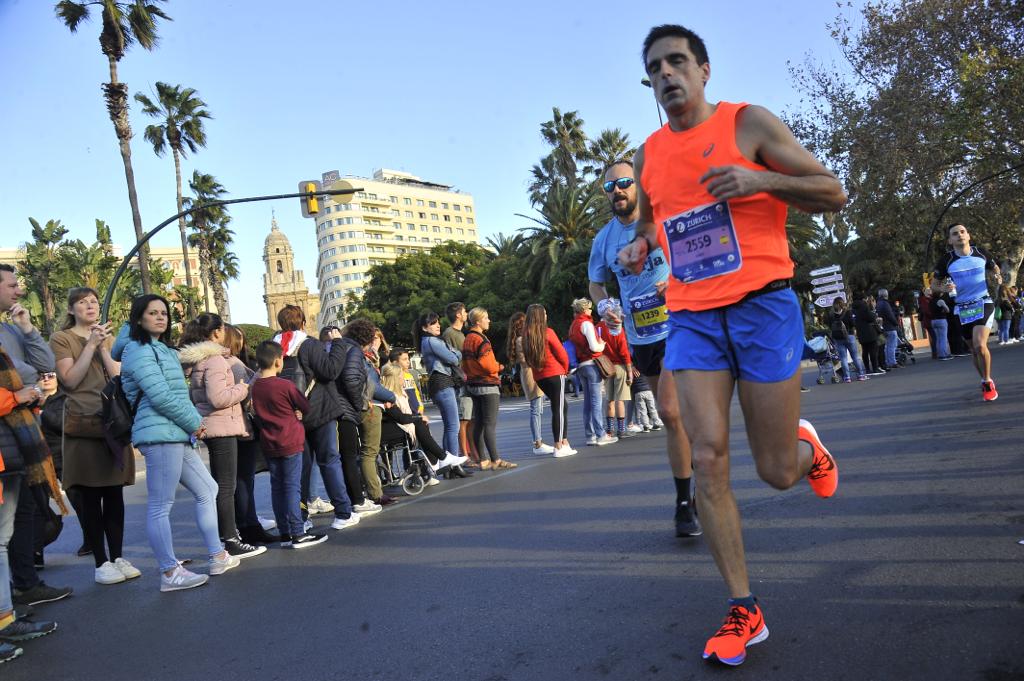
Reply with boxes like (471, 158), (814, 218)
(402, 474), (425, 496)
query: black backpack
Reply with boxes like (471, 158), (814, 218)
(100, 345), (155, 454)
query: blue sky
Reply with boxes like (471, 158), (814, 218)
(0, 0), (861, 325)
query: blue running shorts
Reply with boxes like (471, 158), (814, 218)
(664, 288), (803, 383)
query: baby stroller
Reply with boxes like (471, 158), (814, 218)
(806, 333), (842, 384)
(376, 433), (433, 496)
(895, 337), (917, 366)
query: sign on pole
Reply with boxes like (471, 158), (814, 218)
(812, 282), (845, 295)
(815, 292), (847, 307)
(810, 264), (841, 277)
(810, 273), (843, 286)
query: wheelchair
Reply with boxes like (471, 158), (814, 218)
(376, 433), (433, 496)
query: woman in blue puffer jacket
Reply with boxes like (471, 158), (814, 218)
(112, 295), (239, 592)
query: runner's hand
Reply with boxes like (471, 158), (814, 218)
(700, 165), (766, 201)
(654, 280), (668, 298)
(618, 238), (650, 275)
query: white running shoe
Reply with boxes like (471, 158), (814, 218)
(627, 424), (644, 433)
(595, 434), (618, 446)
(352, 499), (383, 516)
(160, 566), (208, 592)
(426, 476), (440, 486)
(113, 557), (142, 580)
(95, 561), (126, 585)
(330, 514), (361, 530)
(431, 451), (468, 471)
(209, 553), (240, 576)
(306, 497), (335, 515)
(586, 436), (599, 446)
(532, 443), (556, 455)
(553, 446), (576, 458)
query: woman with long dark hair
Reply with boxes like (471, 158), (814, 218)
(112, 295), (239, 591)
(413, 311), (462, 459)
(523, 304), (575, 457)
(50, 287), (138, 585)
(178, 314), (265, 560)
(507, 311), (553, 455)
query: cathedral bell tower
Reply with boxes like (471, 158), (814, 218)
(262, 216), (320, 334)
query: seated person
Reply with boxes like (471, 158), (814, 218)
(379, 364), (465, 474)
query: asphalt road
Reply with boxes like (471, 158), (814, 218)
(11, 346), (1024, 680)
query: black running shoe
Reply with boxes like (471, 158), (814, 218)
(11, 583), (72, 607)
(284, 532), (328, 549)
(0, 619), (57, 642)
(224, 537), (267, 559)
(0, 642), (22, 665)
(675, 501), (702, 537)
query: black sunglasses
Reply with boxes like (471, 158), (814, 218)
(602, 177), (634, 192)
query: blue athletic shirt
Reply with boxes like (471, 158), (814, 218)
(934, 246), (997, 303)
(588, 217), (670, 345)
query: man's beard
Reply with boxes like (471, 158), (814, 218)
(611, 198), (636, 218)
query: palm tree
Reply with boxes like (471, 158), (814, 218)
(483, 232), (527, 259)
(206, 219), (239, 320)
(184, 171), (236, 319)
(62, 219), (120, 290)
(586, 128), (635, 178)
(54, 0), (172, 294)
(134, 82), (212, 297)
(19, 218), (70, 336)
(517, 183), (606, 287)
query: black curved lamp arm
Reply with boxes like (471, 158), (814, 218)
(101, 187), (361, 323)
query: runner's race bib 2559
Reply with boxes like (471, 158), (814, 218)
(628, 290), (669, 339)
(664, 200), (742, 283)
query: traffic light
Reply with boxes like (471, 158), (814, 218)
(298, 180), (322, 218)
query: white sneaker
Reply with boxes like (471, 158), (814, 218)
(595, 434), (618, 446)
(426, 476), (440, 486)
(532, 443), (556, 455)
(431, 451), (468, 471)
(553, 446), (576, 458)
(95, 561), (126, 585)
(627, 424), (644, 433)
(352, 499), (382, 516)
(209, 552), (240, 576)
(586, 436), (599, 446)
(330, 514), (361, 530)
(307, 497), (335, 515)
(113, 557), (142, 580)
(160, 566), (208, 592)
(303, 519), (313, 533)
(257, 515), (277, 531)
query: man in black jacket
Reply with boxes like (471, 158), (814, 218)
(876, 289), (900, 370)
(824, 298), (867, 382)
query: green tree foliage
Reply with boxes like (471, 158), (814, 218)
(184, 170), (238, 320)
(787, 0), (1024, 298)
(54, 0), (172, 293)
(135, 81), (212, 296)
(235, 323), (275, 358)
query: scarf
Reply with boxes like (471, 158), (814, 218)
(0, 346), (68, 514)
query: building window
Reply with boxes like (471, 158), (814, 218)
(421, 236), (431, 243)
(467, 218), (474, 225)
(395, 235), (403, 241)
(466, 206), (473, 213)
(404, 198), (412, 205)
(276, 261), (283, 273)
(443, 215), (450, 222)
(421, 225), (428, 231)
(455, 216), (462, 223)
(442, 202), (449, 209)
(457, 228), (464, 235)
(445, 227), (452, 234)
(433, 226), (441, 233)
(431, 213), (439, 221)
(390, 196), (398, 203)
(454, 205), (461, 211)
(416, 199), (424, 206)
(418, 212), (426, 219)
(428, 201), (436, 208)
(275, 248), (280, 253)
(405, 211), (413, 217)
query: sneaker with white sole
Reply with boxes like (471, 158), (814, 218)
(306, 497), (335, 515)
(113, 557), (141, 580)
(595, 434), (618, 446)
(426, 476), (440, 486)
(95, 561), (126, 585)
(430, 451), (468, 472)
(224, 537), (267, 560)
(257, 516), (277, 531)
(532, 443), (555, 455)
(586, 436), (599, 446)
(553, 446), (576, 458)
(352, 499), (382, 516)
(208, 553), (240, 576)
(160, 566), (208, 592)
(285, 532), (328, 549)
(627, 424), (644, 433)
(330, 514), (361, 530)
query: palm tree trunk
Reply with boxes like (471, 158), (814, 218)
(107, 55), (151, 294)
(197, 239), (212, 313)
(212, 275), (230, 322)
(172, 147), (194, 295)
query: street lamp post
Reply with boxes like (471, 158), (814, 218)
(101, 186), (361, 323)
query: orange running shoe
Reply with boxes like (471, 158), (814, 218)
(799, 419), (838, 498)
(982, 380), (998, 402)
(702, 603), (769, 666)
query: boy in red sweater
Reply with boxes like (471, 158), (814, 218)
(251, 341), (328, 549)
(597, 300), (634, 439)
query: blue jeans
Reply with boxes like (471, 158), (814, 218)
(529, 396), (544, 443)
(998, 318), (1011, 342)
(932, 319), (951, 357)
(140, 443), (222, 572)
(578, 363), (605, 439)
(307, 422), (353, 518)
(884, 330), (899, 368)
(267, 453), (303, 538)
(835, 337), (866, 379)
(432, 386), (460, 455)
(0, 475), (21, 615)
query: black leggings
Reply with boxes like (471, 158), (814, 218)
(337, 419), (365, 506)
(206, 436), (238, 539)
(536, 375), (568, 442)
(71, 485), (125, 568)
(470, 392), (500, 462)
(860, 340), (880, 373)
(234, 438), (262, 530)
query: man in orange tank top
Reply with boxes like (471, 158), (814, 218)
(619, 25), (848, 667)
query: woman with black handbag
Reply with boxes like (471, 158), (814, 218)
(50, 287), (139, 586)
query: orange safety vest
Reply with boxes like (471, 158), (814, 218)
(642, 101), (792, 312)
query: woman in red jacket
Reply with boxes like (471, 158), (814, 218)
(522, 304), (576, 458)
(462, 307), (516, 470)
